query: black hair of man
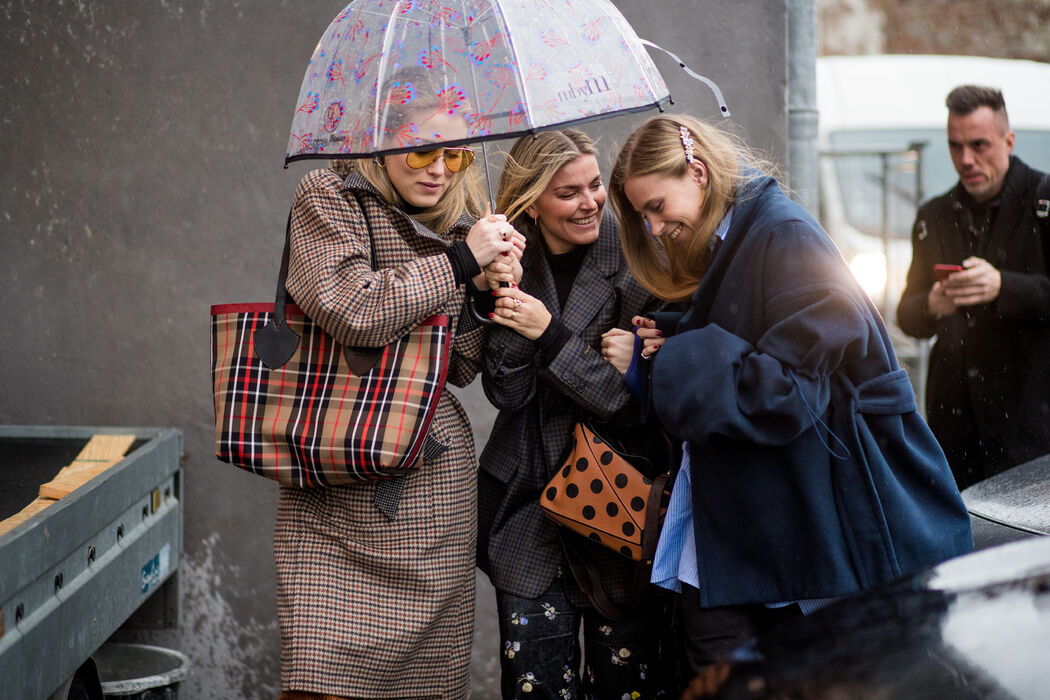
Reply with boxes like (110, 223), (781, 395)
(946, 85), (1010, 129)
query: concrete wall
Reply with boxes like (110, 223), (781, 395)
(818, 0), (1050, 61)
(0, 1), (787, 697)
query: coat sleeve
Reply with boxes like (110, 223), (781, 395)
(896, 206), (939, 339)
(285, 172), (460, 348)
(996, 171), (1050, 323)
(482, 276), (660, 418)
(481, 321), (635, 418)
(447, 311), (484, 388)
(481, 323), (539, 410)
(542, 332), (636, 419)
(651, 230), (877, 447)
(995, 269), (1050, 324)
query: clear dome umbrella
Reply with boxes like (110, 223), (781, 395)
(284, 0), (728, 200)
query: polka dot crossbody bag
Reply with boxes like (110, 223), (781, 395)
(540, 421), (671, 563)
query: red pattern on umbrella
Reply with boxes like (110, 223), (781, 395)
(327, 60), (346, 85)
(291, 132), (314, 154)
(525, 64), (547, 82)
(433, 85), (467, 115)
(508, 102), (526, 127)
(469, 34), (502, 63)
(418, 47), (457, 73)
(297, 93), (320, 114)
(394, 123), (421, 147)
(435, 5), (462, 26)
(382, 82), (417, 107)
(540, 28), (569, 49)
(353, 53), (383, 82)
(467, 113), (492, 136)
(323, 101), (346, 132)
(583, 17), (604, 42)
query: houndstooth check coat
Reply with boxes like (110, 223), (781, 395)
(274, 169), (484, 699)
(477, 212), (668, 610)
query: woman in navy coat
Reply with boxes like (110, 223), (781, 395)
(606, 114), (973, 681)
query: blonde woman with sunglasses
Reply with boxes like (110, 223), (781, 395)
(274, 68), (525, 700)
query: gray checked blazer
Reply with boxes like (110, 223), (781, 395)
(477, 211), (668, 609)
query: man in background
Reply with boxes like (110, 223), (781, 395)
(897, 84), (1050, 490)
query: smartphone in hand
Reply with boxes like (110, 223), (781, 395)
(934, 264), (963, 282)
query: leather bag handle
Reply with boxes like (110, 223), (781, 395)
(254, 189), (383, 372)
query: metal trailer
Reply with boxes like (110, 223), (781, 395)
(0, 426), (183, 700)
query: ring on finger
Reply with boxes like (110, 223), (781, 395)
(512, 298), (522, 307)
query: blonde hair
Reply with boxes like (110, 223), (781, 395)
(329, 67), (483, 233)
(609, 114), (772, 302)
(495, 129), (598, 234)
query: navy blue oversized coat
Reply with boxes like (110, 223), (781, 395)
(646, 175), (973, 607)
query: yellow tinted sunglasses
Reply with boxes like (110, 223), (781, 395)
(405, 147), (475, 173)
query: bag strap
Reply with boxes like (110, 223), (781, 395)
(560, 467), (670, 620)
(273, 190), (380, 321)
(253, 210), (301, 369)
(255, 192), (382, 371)
(628, 470), (669, 608)
(560, 535), (625, 620)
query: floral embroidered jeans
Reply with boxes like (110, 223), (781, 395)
(495, 572), (670, 699)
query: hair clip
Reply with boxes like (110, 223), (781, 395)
(679, 125), (696, 165)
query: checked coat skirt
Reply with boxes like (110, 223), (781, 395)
(274, 169), (484, 699)
(477, 212), (668, 611)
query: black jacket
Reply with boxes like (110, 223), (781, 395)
(896, 156), (1050, 487)
(477, 213), (665, 608)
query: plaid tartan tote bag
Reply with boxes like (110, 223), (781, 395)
(211, 193), (450, 487)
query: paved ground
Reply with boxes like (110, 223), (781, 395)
(450, 379), (503, 698)
(471, 571), (502, 698)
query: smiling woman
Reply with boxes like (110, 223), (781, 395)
(607, 114), (973, 690)
(521, 154), (605, 254)
(476, 129), (673, 698)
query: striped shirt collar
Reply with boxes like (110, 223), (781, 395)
(715, 206), (734, 241)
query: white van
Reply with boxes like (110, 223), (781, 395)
(817, 55), (1050, 321)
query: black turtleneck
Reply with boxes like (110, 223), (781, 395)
(547, 243), (590, 311)
(533, 241), (591, 363)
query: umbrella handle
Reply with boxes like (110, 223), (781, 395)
(479, 141), (504, 289)
(480, 140), (497, 206)
(639, 40), (731, 118)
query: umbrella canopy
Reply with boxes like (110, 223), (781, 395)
(284, 0), (671, 165)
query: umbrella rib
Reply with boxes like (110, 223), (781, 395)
(488, 1), (534, 132)
(371, 0), (408, 151)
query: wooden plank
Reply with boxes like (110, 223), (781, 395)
(38, 461), (122, 499)
(0, 497), (57, 536)
(36, 434), (136, 500)
(0, 434), (136, 534)
(73, 434), (136, 462)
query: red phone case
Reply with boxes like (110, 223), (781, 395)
(934, 264), (963, 281)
